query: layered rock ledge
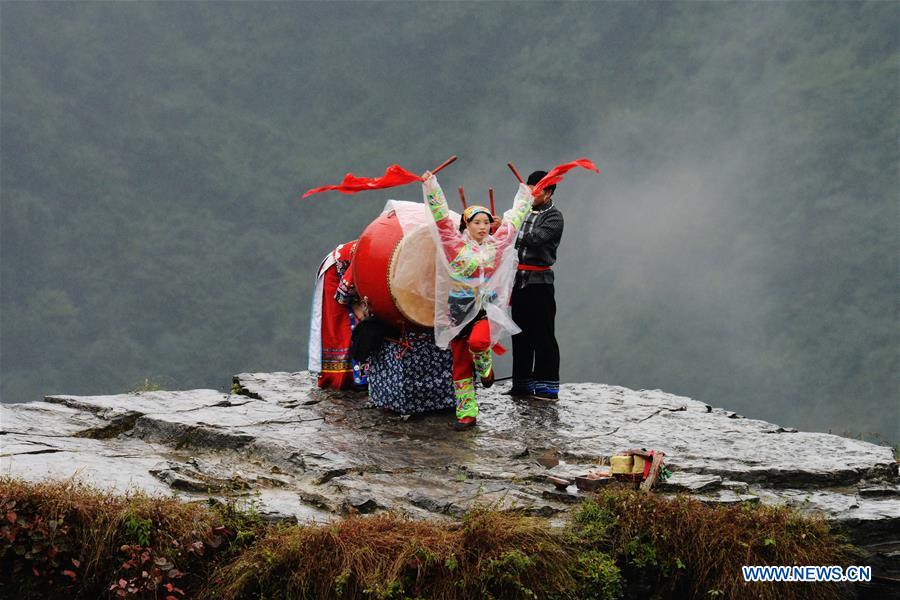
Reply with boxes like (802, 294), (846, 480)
(2, 372), (897, 556)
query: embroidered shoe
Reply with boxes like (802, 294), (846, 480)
(531, 391), (559, 402)
(480, 369), (494, 389)
(453, 416), (477, 431)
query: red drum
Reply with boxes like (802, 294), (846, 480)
(353, 210), (436, 329)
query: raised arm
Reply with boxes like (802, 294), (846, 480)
(491, 183), (533, 250)
(422, 172), (469, 265)
(423, 172), (452, 226)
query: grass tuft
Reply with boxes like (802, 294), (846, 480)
(570, 490), (852, 600)
(207, 505), (581, 599)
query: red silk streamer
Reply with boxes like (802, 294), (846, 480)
(531, 158), (600, 196)
(303, 164), (423, 198)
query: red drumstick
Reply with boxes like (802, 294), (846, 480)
(489, 188), (495, 214)
(458, 186), (468, 210)
(432, 155), (458, 175)
(507, 162), (524, 183)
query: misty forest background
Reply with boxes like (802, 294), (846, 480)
(2, 2), (897, 443)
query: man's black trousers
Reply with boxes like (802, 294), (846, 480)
(511, 283), (560, 385)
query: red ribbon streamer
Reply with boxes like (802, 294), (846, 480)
(303, 164), (423, 198)
(532, 158), (600, 195)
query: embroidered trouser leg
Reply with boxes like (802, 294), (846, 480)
(450, 337), (476, 419)
(468, 319), (493, 379)
(450, 318), (493, 420)
(453, 378), (477, 419)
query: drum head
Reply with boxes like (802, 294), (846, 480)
(388, 226), (436, 327)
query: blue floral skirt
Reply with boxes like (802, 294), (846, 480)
(368, 330), (455, 414)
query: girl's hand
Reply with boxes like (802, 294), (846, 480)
(421, 170), (433, 182)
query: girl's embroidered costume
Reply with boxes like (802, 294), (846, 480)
(422, 175), (532, 425)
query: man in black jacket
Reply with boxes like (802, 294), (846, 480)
(506, 170), (563, 400)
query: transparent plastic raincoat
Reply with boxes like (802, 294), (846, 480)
(422, 174), (533, 349)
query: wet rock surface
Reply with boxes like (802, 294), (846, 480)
(2, 372), (897, 551)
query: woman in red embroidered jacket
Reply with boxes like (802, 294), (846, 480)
(308, 241), (369, 390)
(421, 171), (533, 429)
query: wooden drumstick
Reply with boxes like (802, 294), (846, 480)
(432, 155), (458, 175)
(489, 188), (495, 214)
(458, 186), (468, 210)
(507, 162), (524, 183)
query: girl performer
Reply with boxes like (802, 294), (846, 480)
(421, 171), (533, 429)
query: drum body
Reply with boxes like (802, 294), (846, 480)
(354, 210), (436, 329)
